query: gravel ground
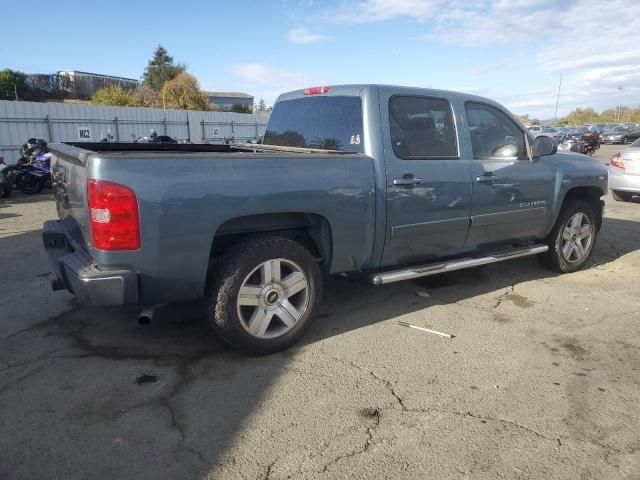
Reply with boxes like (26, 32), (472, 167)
(0, 145), (639, 480)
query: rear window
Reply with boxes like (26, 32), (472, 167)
(263, 96), (364, 153)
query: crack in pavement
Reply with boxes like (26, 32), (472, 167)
(261, 458), (278, 480)
(320, 408), (382, 474)
(494, 282), (517, 309)
(0, 364), (47, 396)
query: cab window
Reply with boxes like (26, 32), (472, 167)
(465, 102), (527, 160)
(389, 96), (458, 159)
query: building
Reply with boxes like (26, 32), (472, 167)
(206, 91), (254, 111)
(57, 71), (139, 100)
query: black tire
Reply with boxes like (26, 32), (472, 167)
(15, 173), (43, 194)
(622, 137), (628, 145)
(0, 182), (12, 198)
(540, 200), (598, 273)
(612, 190), (634, 202)
(205, 235), (323, 355)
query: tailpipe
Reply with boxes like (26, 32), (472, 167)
(138, 305), (162, 325)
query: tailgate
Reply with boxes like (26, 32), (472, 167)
(49, 143), (93, 249)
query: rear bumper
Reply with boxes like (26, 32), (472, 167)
(42, 220), (138, 306)
(609, 167), (640, 194)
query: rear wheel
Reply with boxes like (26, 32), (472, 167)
(612, 190), (634, 202)
(540, 200), (597, 273)
(622, 136), (629, 145)
(205, 235), (323, 355)
(15, 173), (43, 194)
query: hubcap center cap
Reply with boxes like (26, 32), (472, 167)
(265, 289), (280, 305)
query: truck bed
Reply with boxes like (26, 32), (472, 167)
(47, 141), (377, 306)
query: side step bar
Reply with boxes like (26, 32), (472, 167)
(371, 244), (549, 285)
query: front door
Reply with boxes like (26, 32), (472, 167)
(380, 92), (472, 268)
(463, 102), (555, 248)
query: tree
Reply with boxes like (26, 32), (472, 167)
(131, 84), (159, 108)
(143, 45), (185, 92)
(160, 72), (210, 110)
(0, 69), (28, 100)
(230, 103), (252, 114)
(91, 85), (139, 107)
(257, 98), (266, 112)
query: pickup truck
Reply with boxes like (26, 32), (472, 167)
(43, 84), (608, 354)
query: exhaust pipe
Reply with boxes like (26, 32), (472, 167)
(138, 305), (161, 325)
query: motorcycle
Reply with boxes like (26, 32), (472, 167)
(581, 132), (600, 156)
(557, 132), (601, 156)
(14, 138), (52, 194)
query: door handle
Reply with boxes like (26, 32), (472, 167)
(393, 176), (423, 186)
(476, 173), (497, 183)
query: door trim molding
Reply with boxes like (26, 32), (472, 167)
(471, 207), (546, 228)
(391, 216), (470, 238)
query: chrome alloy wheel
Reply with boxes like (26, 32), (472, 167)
(561, 212), (593, 263)
(236, 258), (310, 339)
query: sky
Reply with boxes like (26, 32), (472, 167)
(1, 0), (639, 119)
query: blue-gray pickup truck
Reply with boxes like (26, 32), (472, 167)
(43, 84), (608, 354)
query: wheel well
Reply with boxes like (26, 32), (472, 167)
(562, 186), (604, 229)
(209, 213), (333, 272)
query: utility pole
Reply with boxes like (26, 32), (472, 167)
(554, 73), (563, 122)
(13, 83), (18, 101)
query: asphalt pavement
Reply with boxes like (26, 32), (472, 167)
(0, 145), (638, 479)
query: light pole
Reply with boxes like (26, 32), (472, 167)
(554, 73), (563, 123)
(616, 84), (623, 122)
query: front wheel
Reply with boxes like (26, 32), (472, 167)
(540, 200), (597, 273)
(205, 235), (323, 355)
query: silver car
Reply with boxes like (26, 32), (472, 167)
(609, 138), (640, 201)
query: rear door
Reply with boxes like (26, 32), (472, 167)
(463, 102), (555, 247)
(379, 90), (472, 267)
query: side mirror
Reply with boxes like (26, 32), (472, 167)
(532, 135), (557, 157)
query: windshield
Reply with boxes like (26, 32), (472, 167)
(263, 96), (364, 152)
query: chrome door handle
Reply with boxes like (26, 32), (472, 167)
(476, 173), (496, 183)
(393, 176), (423, 186)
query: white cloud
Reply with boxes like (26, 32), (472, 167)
(230, 63), (326, 105)
(286, 27), (331, 44)
(334, 0), (443, 23)
(327, 0), (640, 117)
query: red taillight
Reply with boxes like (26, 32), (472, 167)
(303, 86), (331, 95)
(87, 179), (140, 250)
(610, 153), (624, 169)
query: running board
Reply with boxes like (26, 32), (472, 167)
(371, 244), (549, 285)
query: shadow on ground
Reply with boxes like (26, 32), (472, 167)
(0, 215), (638, 479)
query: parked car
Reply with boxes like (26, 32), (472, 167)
(601, 126), (640, 145)
(43, 84), (608, 354)
(533, 126), (563, 142)
(609, 138), (640, 201)
(588, 124), (607, 134)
